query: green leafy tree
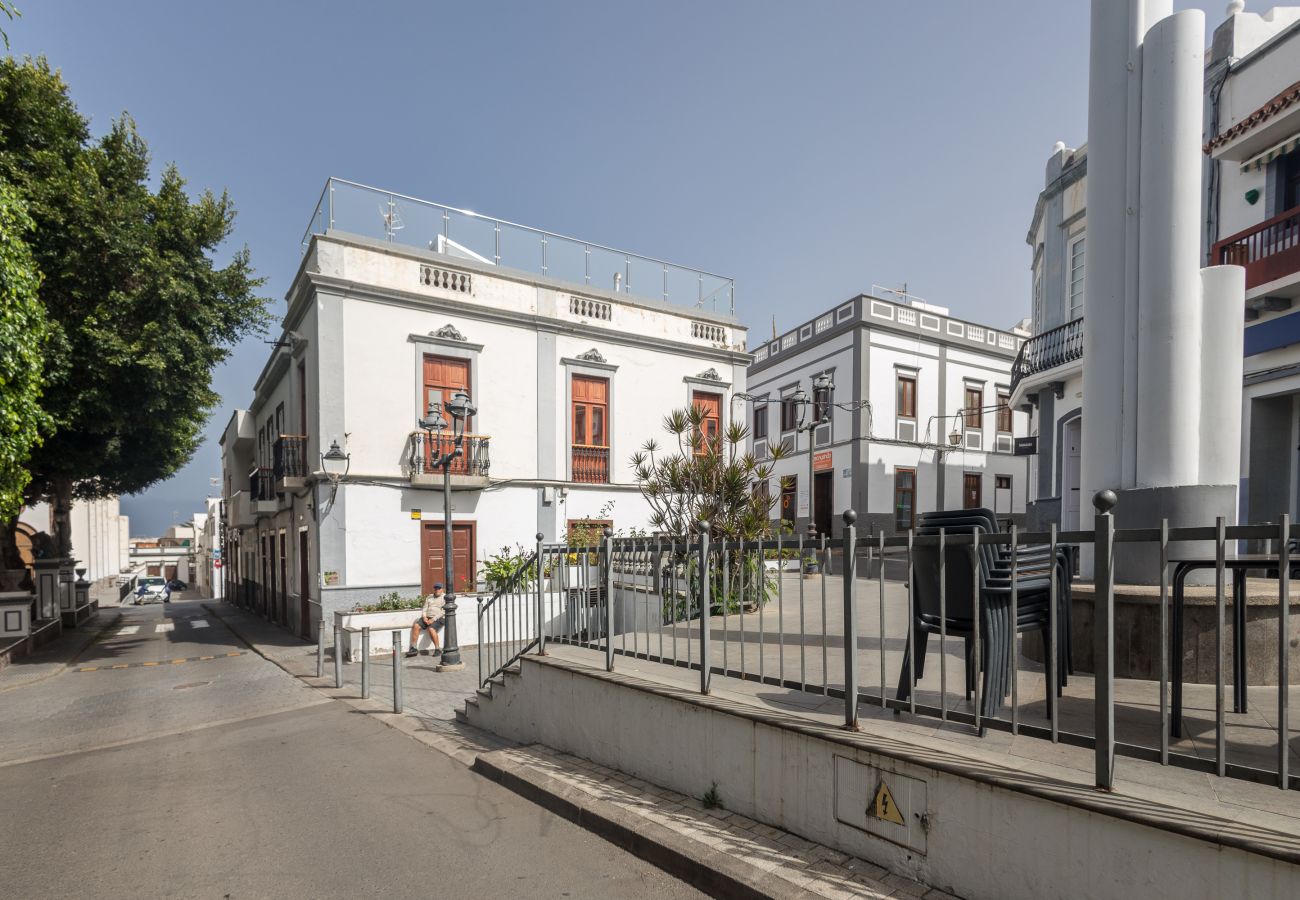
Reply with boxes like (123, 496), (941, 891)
(0, 57), (271, 573)
(630, 404), (783, 541)
(0, 180), (50, 522)
(630, 405), (785, 617)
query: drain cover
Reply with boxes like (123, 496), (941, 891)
(173, 681), (210, 691)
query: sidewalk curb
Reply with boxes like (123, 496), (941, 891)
(473, 749), (810, 900)
(0, 608), (122, 694)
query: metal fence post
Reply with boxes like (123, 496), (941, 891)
(536, 533), (546, 656)
(841, 511), (859, 729)
(361, 627), (371, 699)
(392, 629), (404, 714)
(334, 624), (343, 689)
(1093, 489), (1117, 790)
(603, 527), (615, 672)
(317, 619), (325, 679)
(699, 521), (711, 695)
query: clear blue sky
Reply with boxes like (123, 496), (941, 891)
(9, 1), (1226, 535)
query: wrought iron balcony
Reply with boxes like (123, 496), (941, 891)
(1213, 205), (1300, 292)
(409, 431), (491, 478)
(571, 445), (610, 484)
(249, 467), (276, 502)
(273, 435), (309, 482)
(1010, 317), (1084, 394)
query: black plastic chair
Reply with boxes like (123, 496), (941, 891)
(896, 521), (1066, 722)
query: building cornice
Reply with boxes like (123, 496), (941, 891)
(301, 271), (752, 368)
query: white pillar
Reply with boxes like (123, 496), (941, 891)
(1198, 265), (1247, 488)
(1081, 0), (1172, 507)
(1135, 9), (1205, 488)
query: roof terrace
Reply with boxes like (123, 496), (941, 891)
(301, 178), (735, 315)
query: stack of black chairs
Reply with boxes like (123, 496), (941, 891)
(895, 508), (1072, 723)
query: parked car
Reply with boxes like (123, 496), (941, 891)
(135, 576), (169, 604)
(167, 579), (187, 591)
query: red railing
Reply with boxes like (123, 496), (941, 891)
(571, 445), (610, 483)
(409, 432), (491, 477)
(1212, 205), (1300, 290)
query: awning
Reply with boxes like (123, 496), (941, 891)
(1239, 132), (1300, 173)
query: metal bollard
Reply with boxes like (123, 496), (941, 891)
(392, 629), (403, 713)
(841, 510), (858, 729)
(361, 627), (371, 699)
(317, 622), (325, 678)
(334, 625), (343, 689)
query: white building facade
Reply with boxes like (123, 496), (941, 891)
(221, 180), (748, 639)
(1015, 4), (1300, 532)
(18, 497), (129, 583)
(746, 294), (1031, 538)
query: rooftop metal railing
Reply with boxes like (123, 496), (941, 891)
(477, 507), (1298, 794)
(301, 177), (736, 315)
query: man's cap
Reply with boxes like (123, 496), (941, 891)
(433, 583), (444, 589)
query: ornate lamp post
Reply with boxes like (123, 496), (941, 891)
(419, 391), (477, 671)
(320, 440), (351, 484)
(793, 373), (835, 537)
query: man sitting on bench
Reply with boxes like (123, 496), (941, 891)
(405, 583), (445, 657)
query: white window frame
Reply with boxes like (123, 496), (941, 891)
(1067, 233), (1086, 321)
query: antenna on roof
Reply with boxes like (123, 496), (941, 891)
(771, 316), (777, 340)
(381, 196), (404, 242)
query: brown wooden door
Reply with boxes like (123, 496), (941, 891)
(813, 471), (833, 536)
(691, 391), (721, 452)
(963, 473), (982, 510)
(423, 355), (471, 471)
(299, 530), (311, 639)
(421, 521), (476, 594)
(164, 564), (177, 582)
(278, 531), (288, 623)
(571, 375), (609, 483)
(423, 355), (471, 423)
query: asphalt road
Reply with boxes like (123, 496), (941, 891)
(0, 596), (703, 899)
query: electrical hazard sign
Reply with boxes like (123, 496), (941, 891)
(870, 779), (905, 826)
(834, 756), (928, 853)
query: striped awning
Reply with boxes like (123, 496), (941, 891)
(1240, 132), (1300, 173)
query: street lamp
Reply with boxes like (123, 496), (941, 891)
(421, 390), (477, 672)
(794, 373), (835, 537)
(320, 440), (351, 484)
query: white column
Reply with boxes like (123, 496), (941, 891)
(1198, 264), (1246, 488)
(1135, 9), (1205, 487)
(1081, 0), (1171, 504)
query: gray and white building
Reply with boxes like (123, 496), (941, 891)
(746, 293), (1031, 538)
(1015, 3), (1300, 532)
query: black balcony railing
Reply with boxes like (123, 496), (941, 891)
(409, 432), (491, 477)
(1010, 317), (1084, 393)
(273, 435), (308, 480)
(249, 467), (276, 501)
(572, 445), (610, 483)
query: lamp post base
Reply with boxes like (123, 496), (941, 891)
(435, 660), (466, 672)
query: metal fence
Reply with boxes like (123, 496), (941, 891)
(477, 505), (1297, 794)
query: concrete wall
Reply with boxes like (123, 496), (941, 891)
(470, 657), (1300, 900)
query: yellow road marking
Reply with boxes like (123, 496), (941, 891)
(74, 651), (245, 673)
